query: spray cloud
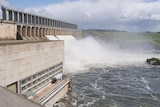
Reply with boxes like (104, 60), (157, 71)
(57, 35), (159, 73)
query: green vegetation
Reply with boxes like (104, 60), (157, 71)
(146, 57), (160, 65)
(87, 30), (160, 45)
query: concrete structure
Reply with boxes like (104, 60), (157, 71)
(0, 86), (43, 107)
(0, 20), (17, 40)
(0, 40), (71, 107)
(0, 40), (64, 92)
(0, 6), (78, 107)
(1, 6), (82, 40)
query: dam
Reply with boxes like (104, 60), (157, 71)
(0, 6), (82, 107)
(0, 6), (82, 40)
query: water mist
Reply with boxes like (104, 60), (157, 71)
(59, 35), (159, 73)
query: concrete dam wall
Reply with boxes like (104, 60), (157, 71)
(0, 5), (79, 107)
(0, 40), (64, 93)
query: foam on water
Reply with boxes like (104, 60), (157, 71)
(140, 77), (158, 100)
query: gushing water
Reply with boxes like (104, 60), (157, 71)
(61, 35), (159, 72)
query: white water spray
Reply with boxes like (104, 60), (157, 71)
(63, 35), (160, 73)
(46, 34), (160, 73)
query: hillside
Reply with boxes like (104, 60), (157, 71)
(82, 30), (160, 50)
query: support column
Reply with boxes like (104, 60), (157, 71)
(55, 20), (57, 27)
(48, 28), (50, 35)
(28, 14), (31, 24)
(24, 13), (28, 24)
(35, 27), (39, 37)
(48, 29), (50, 35)
(1, 6), (7, 20)
(42, 18), (44, 26)
(43, 28), (45, 36)
(57, 21), (59, 28)
(39, 17), (42, 25)
(45, 28), (48, 35)
(36, 16), (39, 25)
(22, 13), (24, 23)
(60, 22), (62, 28)
(44, 18), (46, 26)
(55, 29), (58, 35)
(14, 11), (18, 22)
(47, 19), (49, 26)
(51, 29), (53, 35)
(27, 26), (32, 37)
(53, 20), (56, 27)
(19, 13), (23, 23)
(22, 26), (27, 37)
(51, 20), (53, 27)
(8, 10), (13, 21)
(50, 28), (52, 35)
(32, 16), (35, 25)
(61, 22), (63, 28)
(31, 27), (35, 37)
(39, 28), (42, 37)
(49, 19), (51, 27)
(17, 25), (22, 36)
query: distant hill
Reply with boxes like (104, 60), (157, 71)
(82, 30), (160, 50)
(87, 29), (127, 33)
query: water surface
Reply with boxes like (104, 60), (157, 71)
(56, 65), (160, 107)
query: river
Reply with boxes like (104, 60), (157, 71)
(64, 65), (160, 107)
(54, 34), (160, 107)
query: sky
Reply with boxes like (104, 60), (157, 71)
(0, 0), (160, 32)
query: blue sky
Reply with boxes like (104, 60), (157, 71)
(8, 0), (77, 8)
(1, 0), (160, 32)
(8, 0), (64, 7)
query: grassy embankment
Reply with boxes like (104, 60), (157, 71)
(87, 30), (160, 46)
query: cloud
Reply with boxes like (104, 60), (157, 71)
(0, 0), (9, 6)
(0, 0), (10, 18)
(82, 12), (92, 19)
(122, 1), (160, 20)
(3, 0), (160, 32)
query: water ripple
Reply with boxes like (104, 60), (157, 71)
(56, 65), (160, 107)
